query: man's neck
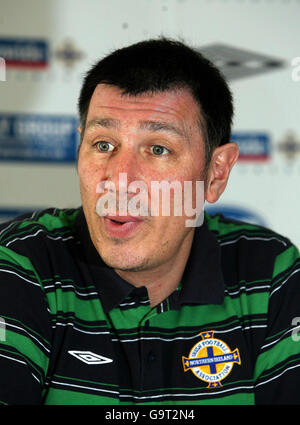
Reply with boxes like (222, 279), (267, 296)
(114, 231), (194, 307)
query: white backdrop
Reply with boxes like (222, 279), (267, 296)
(0, 0), (299, 248)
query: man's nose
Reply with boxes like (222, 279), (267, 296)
(103, 148), (142, 192)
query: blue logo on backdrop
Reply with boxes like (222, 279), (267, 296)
(0, 114), (79, 163)
(231, 132), (271, 161)
(205, 205), (267, 227)
(0, 37), (49, 68)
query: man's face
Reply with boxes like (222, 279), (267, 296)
(78, 84), (207, 273)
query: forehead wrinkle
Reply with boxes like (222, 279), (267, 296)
(84, 115), (195, 148)
(85, 117), (121, 131)
(85, 116), (190, 139)
(138, 119), (191, 143)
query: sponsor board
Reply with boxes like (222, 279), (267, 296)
(0, 113), (79, 163)
(231, 132), (271, 162)
(0, 37), (49, 69)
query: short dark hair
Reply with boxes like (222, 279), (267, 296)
(78, 37), (233, 164)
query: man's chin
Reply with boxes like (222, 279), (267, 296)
(99, 251), (151, 273)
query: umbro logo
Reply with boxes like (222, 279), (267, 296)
(68, 350), (113, 365)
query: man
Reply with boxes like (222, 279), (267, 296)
(0, 38), (299, 405)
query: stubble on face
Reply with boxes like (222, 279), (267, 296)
(78, 84), (207, 278)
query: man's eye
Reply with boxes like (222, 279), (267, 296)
(150, 145), (169, 156)
(95, 141), (114, 152)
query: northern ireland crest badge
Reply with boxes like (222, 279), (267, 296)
(182, 331), (241, 388)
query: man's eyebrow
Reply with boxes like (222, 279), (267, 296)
(85, 117), (120, 131)
(139, 120), (186, 138)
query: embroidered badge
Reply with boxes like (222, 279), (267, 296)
(182, 331), (241, 388)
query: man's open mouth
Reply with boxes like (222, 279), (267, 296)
(103, 215), (143, 237)
(109, 218), (126, 225)
(105, 215), (143, 223)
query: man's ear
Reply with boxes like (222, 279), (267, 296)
(205, 142), (239, 203)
